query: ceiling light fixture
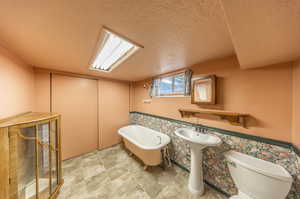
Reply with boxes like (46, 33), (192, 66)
(90, 27), (142, 72)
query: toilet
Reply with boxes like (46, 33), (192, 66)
(224, 151), (293, 199)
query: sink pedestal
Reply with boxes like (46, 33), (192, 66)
(188, 145), (204, 195)
(174, 128), (222, 196)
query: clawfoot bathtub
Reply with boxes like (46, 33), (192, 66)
(118, 125), (170, 169)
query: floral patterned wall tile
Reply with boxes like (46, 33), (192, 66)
(129, 112), (300, 199)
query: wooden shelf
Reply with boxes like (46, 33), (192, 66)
(178, 108), (249, 127)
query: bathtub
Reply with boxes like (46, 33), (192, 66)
(118, 125), (170, 168)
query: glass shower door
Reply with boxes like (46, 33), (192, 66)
(16, 126), (37, 199)
(37, 123), (50, 199)
(49, 120), (59, 194)
(38, 120), (60, 198)
(15, 119), (60, 199)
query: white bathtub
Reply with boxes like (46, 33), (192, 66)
(118, 125), (170, 167)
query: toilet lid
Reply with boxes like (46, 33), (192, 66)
(225, 151), (293, 182)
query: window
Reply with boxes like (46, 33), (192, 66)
(90, 27), (141, 72)
(150, 70), (192, 97)
(159, 73), (185, 95)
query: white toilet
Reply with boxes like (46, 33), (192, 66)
(224, 151), (293, 199)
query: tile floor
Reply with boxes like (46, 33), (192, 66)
(58, 144), (227, 199)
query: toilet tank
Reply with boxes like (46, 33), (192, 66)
(224, 151), (293, 199)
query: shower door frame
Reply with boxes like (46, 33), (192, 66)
(3, 115), (63, 199)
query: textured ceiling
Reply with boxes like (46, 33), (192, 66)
(0, 0), (234, 81)
(1, 0), (299, 80)
(220, 0), (300, 69)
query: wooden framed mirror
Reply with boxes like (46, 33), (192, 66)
(191, 75), (216, 105)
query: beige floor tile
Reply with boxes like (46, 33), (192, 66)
(57, 144), (228, 199)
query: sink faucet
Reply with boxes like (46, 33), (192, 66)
(195, 126), (201, 132)
(195, 126), (208, 134)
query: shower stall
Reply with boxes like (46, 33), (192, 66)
(0, 112), (63, 199)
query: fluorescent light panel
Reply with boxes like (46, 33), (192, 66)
(90, 28), (140, 72)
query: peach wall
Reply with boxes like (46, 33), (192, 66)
(52, 74), (98, 160)
(34, 71), (51, 112)
(293, 60), (300, 148)
(0, 46), (35, 119)
(132, 56), (293, 142)
(34, 71), (130, 156)
(98, 79), (130, 149)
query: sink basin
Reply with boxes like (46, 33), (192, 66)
(175, 128), (222, 196)
(175, 128), (222, 148)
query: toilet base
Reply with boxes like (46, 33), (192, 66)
(230, 192), (253, 199)
(230, 196), (241, 199)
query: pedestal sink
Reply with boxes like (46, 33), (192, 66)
(175, 128), (222, 196)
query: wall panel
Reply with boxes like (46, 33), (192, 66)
(52, 74), (98, 160)
(98, 79), (130, 149)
